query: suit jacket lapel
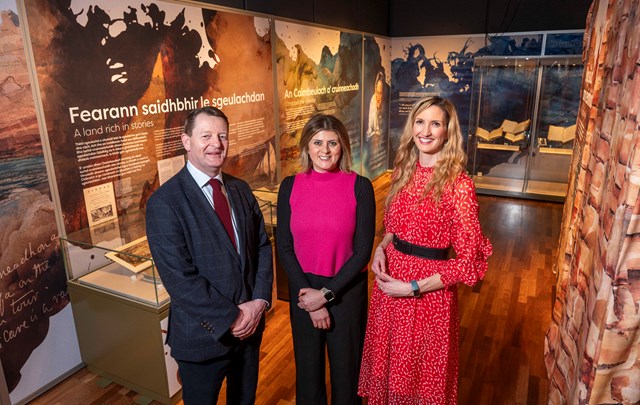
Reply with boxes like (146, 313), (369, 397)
(179, 168), (240, 263)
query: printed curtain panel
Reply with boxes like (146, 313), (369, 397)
(544, 0), (640, 403)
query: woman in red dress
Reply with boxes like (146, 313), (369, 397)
(358, 96), (492, 404)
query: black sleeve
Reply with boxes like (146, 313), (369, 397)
(323, 175), (376, 296)
(276, 176), (311, 293)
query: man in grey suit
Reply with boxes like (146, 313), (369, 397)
(146, 107), (273, 405)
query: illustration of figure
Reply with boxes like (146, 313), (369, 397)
(366, 72), (385, 149)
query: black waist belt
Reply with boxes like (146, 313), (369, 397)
(392, 235), (449, 260)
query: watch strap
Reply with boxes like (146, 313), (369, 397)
(410, 280), (420, 297)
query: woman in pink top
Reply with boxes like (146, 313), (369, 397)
(277, 114), (375, 404)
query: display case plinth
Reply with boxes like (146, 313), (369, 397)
(67, 282), (180, 404)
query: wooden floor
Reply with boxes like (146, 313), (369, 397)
(28, 173), (562, 405)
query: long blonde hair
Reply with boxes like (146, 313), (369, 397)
(386, 97), (467, 206)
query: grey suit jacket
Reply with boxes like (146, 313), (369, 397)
(145, 166), (273, 361)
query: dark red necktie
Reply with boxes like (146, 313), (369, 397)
(209, 178), (236, 249)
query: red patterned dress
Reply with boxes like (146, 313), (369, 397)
(358, 163), (492, 404)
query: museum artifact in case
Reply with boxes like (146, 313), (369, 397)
(62, 210), (167, 306)
(467, 55), (583, 200)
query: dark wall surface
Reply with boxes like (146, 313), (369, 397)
(200, 0), (390, 35)
(200, 0), (592, 37)
(390, 0), (592, 37)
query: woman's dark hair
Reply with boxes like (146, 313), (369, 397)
(298, 114), (352, 172)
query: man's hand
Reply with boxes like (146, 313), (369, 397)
(230, 300), (267, 339)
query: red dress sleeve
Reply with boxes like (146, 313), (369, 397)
(439, 175), (493, 287)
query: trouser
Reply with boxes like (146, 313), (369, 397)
(289, 271), (368, 405)
(176, 322), (264, 405)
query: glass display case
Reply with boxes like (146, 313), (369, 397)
(61, 209), (181, 404)
(253, 185), (290, 301)
(62, 196), (273, 306)
(61, 209), (168, 307)
(467, 55), (583, 200)
(525, 56), (583, 197)
(252, 185), (278, 236)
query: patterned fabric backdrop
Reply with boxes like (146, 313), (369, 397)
(544, 0), (640, 403)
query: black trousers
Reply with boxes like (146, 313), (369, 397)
(176, 321), (264, 405)
(289, 271), (368, 405)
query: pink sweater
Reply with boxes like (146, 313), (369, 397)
(289, 170), (357, 277)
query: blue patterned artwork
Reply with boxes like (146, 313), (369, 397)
(475, 34), (543, 56)
(545, 33), (584, 55)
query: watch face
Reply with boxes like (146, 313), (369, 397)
(323, 288), (335, 301)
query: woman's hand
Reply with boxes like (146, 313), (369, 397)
(371, 245), (388, 276)
(297, 288), (326, 312)
(309, 307), (331, 329)
(375, 272), (413, 298)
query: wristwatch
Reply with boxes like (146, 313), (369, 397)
(321, 287), (335, 302)
(410, 280), (421, 297)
